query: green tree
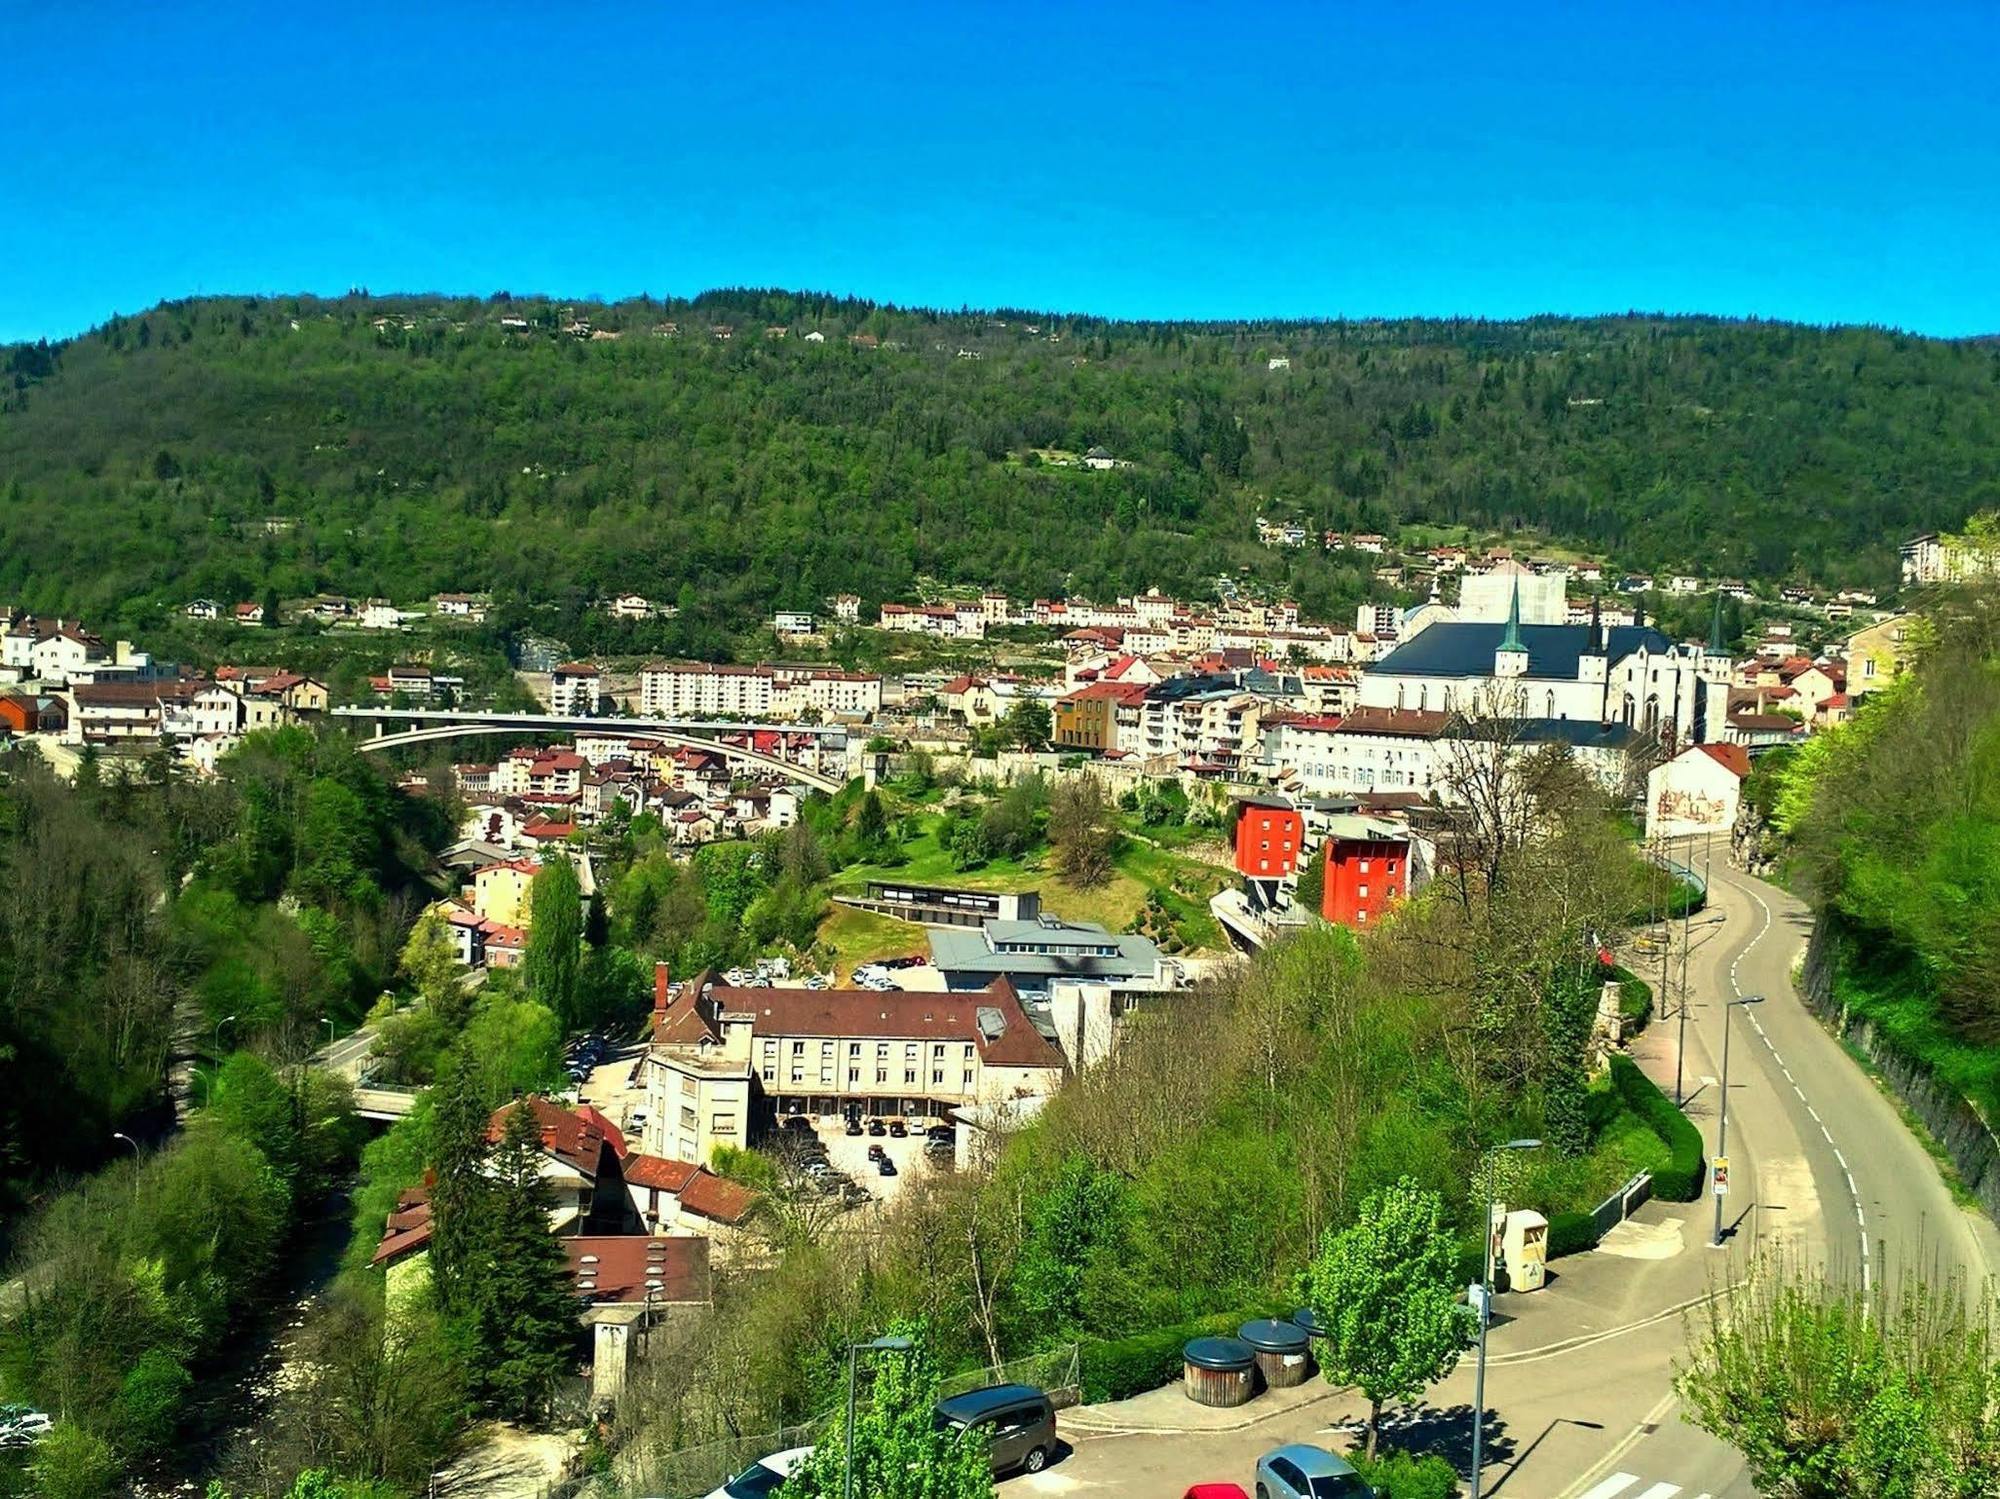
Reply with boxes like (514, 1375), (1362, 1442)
(1306, 1178), (1471, 1457)
(261, 585), (281, 628)
(522, 858), (585, 1026)
(1002, 699), (1052, 751)
(1677, 1258), (2000, 1498)
(399, 907), (469, 1027)
(1294, 847), (1325, 914)
(469, 1104), (580, 1421)
(425, 1046), (492, 1316)
(1047, 774), (1118, 887)
(780, 1330), (994, 1499)
(1015, 1156), (1126, 1337)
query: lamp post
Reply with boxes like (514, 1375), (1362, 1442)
(1711, 996), (1765, 1248)
(111, 1132), (139, 1156)
(321, 1015), (336, 1042)
(843, 1334), (913, 1499)
(214, 1013), (238, 1052)
(1470, 1138), (1541, 1499)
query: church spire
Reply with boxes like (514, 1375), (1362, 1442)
(1499, 577), (1525, 654)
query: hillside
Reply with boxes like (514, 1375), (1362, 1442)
(4, 291), (1998, 636)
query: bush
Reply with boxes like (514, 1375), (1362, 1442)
(113, 1348), (191, 1455)
(1611, 966), (1653, 1035)
(1545, 1211), (1600, 1260)
(30, 1423), (118, 1499)
(1350, 1448), (1460, 1499)
(1609, 1054), (1705, 1201)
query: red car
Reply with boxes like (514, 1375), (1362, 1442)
(1184, 1487), (1251, 1499)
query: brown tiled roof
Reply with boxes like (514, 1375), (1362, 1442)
(679, 1171), (761, 1225)
(623, 1154), (702, 1192)
(487, 1097), (627, 1175)
(1336, 707), (1451, 738)
(565, 1235), (709, 1305)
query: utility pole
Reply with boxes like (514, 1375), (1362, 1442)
(1711, 996), (1765, 1248)
(1470, 1139), (1541, 1499)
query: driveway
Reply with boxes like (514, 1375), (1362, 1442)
(812, 1116), (936, 1202)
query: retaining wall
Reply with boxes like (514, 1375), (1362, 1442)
(1800, 918), (2000, 1223)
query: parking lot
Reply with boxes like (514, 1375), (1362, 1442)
(811, 1115), (940, 1202)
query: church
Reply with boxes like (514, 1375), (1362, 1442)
(1357, 586), (1730, 750)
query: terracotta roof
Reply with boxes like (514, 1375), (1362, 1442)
(622, 1154), (702, 1192)
(565, 1235), (709, 1305)
(1697, 743), (1753, 778)
(371, 1187), (435, 1267)
(487, 1097), (626, 1175)
(679, 1171), (762, 1225)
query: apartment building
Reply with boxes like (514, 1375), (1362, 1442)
(551, 663), (602, 716)
(638, 661), (882, 721)
(642, 965), (1064, 1163)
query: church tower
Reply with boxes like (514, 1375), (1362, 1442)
(1693, 591), (1734, 742)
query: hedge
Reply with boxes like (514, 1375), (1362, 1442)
(1545, 1210), (1601, 1259)
(1078, 1303), (1292, 1403)
(1610, 965), (1653, 1035)
(1609, 1053), (1705, 1201)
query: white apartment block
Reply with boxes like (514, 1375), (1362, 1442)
(638, 661), (882, 721)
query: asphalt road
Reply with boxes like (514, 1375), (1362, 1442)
(1562, 863), (2000, 1499)
(1012, 861), (2000, 1499)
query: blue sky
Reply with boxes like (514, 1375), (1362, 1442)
(4, 2), (1996, 341)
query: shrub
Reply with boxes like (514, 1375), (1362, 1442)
(113, 1348), (191, 1455)
(1609, 1054), (1705, 1201)
(1350, 1448), (1460, 1499)
(1545, 1211), (1600, 1260)
(1611, 966), (1653, 1034)
(31, 1423), (118, 1499)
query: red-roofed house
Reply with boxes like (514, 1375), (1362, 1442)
(1646, 741), (1751, 840)
(486, 1097), (637, 1233)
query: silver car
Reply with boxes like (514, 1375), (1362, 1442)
(1254, 1444), (1374, 1499)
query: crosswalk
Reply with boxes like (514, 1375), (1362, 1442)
(1574, 1474), (1714, 1499)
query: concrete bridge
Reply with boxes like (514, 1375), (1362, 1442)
(330, 708), (848, 793)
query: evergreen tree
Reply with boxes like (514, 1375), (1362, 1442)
(469, 1104), (579, 1421)
(522, 859), (584, 1028)
(425, 1045), (492, 1316)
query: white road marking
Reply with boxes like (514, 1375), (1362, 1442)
(1792, 1084), (1806, 1100)
(1833, 1148), (1848, 1169)
(1634, 1485), (1684, 1499)
(1576, 1475), (1641, 1499)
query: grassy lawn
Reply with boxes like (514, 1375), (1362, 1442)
(827, 813), (1233, 954)
(816, 904), (931, 980)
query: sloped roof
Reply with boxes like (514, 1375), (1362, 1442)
(1374, 622), (1672, 679)
(1698, 742), (1753, 778)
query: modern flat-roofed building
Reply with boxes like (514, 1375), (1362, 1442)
(834, 882), (1040, 929)
(927, 915), (1168, 999)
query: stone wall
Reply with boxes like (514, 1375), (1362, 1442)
(1801, 918), (2000, 1223)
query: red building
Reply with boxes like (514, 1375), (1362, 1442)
(1233, 795), (1304, 880)
(1318, 814), (1412, 928)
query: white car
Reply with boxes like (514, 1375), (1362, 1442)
(705, 1445), (813, 1499)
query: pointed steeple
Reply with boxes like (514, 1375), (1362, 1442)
(1587, 595), (1604, 653)
(1707, 590), (1727, 655)
(1499, 578), (1525, 653)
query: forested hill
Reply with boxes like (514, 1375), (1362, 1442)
(3, 290), (1998, 628)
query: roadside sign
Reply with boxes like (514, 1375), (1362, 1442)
(1467, 1283), (1489, 1326)
(1712, 1156), (1729, 1196)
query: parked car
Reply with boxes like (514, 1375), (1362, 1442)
(887, 1118), (908, 1138)
(1254, 1444), (1373, 1499)
(926, 1124), (955, 1142)
(925, 1135), (955, 1157)
(866, 1143), (886, 1161)
(934, 1384), (1056, 1475)
(0, 1407), (51, 1449)
(843, 1117), (864, 1136)
(704, 1445), (814, 1499)
(780, 1115), (814, 1134)
(877, 1157), (898, 1177)
(1185, 1488), (1251, 1499)
(866, 1118), (887, 1137)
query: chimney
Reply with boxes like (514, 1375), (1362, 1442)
(653, 962), (671, 1013)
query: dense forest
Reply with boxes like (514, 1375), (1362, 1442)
(4, 292), (1998, 638)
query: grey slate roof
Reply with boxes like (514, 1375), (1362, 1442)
(1374, 622), (1672, 680)
(928, 921), (1162, 982)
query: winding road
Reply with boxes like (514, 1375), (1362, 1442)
(1561, 863), (2000, 1499)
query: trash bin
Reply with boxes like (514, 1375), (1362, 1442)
(1238, 1318), (1312, 1387)
(1291, 1305), (1325, 1343)
(1182, 1336), (1257, 1407)
(1503, 1209), (1549, 1292)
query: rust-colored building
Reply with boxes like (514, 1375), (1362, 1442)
(1318, 813), (1411, 929)
(1232, 795), (1303, 880)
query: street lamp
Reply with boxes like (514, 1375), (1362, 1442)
(843, 1334), (913, 1499)
(321, 1015), (336, 1042)
(111, 1132), (139, 1156)
(1711, 996), (1765, 1248)
(214, 1013), (238, 1052)
(1470, 1138), (1540, 1499)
